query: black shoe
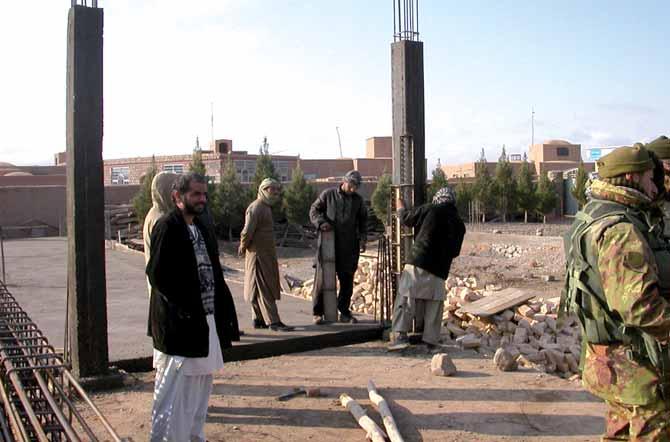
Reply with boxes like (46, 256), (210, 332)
(253, 319), (268, 329)
(339, 314), (358, 324)
(269, 322), (294, 332)
(313, 315), (325, 325)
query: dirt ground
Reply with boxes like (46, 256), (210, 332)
(87, 341), (603, 442)
(85, 223), (604, 441)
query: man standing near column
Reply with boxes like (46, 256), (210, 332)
(239, 178), (292, 332)
(310, 170), (368, 324)
(389, 187), (466, 351)
(147, 172), (240, 441)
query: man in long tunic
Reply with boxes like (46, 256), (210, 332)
(239, 178), (292, 332)
(309, 170), (368, 324)
(388, 187), (466, 351)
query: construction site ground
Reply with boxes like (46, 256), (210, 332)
(3, 222), (608, 440)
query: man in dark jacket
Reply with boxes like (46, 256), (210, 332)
(309, 170), (368, 323)
(389, 186), (466, 350)
(146, 172), (240, 441)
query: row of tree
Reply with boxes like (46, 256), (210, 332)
(370, 147), (561, 224)
(133, 141), (317, 239)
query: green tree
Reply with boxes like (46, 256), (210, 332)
(132, 157), (158, 225)
(283, 165), (316, 226)
(455, 178), (473, 220)
(371, 173), (392, 225)
(536, 172), (559, 223)
(189, 143), (207, 176)
(516, 157), (536, 223)
(427, 163), (449, 202)
(215, 155), (249, 239)
(571, 161), (589, 209)
(473, 155), (495, 222)
(492, 146), (517, 222)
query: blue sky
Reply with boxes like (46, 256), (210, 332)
(1, 1), (667, 169)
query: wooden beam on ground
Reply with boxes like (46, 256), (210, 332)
(339, 393), (387, 442)
(368, 380), (404, 442)
(457, 287), (535, 317)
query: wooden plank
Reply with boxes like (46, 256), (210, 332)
(457, 288), (535, 317)
(320, 230), (338, 322)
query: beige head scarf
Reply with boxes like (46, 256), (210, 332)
(258, 178), (281, 206)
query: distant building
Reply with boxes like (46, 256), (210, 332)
(50, 136), (393, 187)
(441, 139), (595, 179)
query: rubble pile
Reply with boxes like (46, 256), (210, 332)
(293, 257), (582, 377)
(490, 243), (524, 258)
(105, 204), (141, 242)
(443, 276), (582, 377)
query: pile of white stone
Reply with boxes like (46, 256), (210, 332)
(293, 257), (379, 316)
(490, 243), (524, 258)
(293, 258), (582, 377)
(443, 276), (581, 377)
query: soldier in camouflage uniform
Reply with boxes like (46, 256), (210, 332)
(562, 144), (670, 441)
(646, 136), (670, 238)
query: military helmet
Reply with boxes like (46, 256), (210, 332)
(596, 143), (654, 178)
(645, 135), (670, 160)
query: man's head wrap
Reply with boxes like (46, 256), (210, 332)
(258, 178), (281, 206)
(432, 187), (456, 205)
(343, 170), (362, 187)
(646, 136), (670, 160)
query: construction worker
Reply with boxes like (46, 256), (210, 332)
(561, 144), (670, 440)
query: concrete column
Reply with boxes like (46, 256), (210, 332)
(66, 5), (108, 379)
(391, 40), (426, 207)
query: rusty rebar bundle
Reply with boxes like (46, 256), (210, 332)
(0, 280), (122, 441)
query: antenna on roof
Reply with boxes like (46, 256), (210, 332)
(336, 126), (343, 158)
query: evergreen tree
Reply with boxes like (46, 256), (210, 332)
(189, 139), (207, 176)
(473, 157), (494, 222)
(371, 173), (392, 225)
(516, 157), (536, 223)
(536, 172), (559, 223)
(492, 145), (517, 222)
(215, 155), (249, 239)
(283, 165), (316, 226)
(250, 137), (283, 219)
(571, 161), (589, 208)
(427, 162), (449, 202)
(132, 156), (158, 225)
(455, 178), (473, 220)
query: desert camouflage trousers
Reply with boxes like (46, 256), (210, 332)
(602, 399), (670, 441)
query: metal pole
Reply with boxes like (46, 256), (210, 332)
(1, 227), (5, 283)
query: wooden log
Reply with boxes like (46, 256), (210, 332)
(339, 393), (387, 442)
(367, 380), (404, 442)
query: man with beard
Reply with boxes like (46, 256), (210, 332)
(646, 135), (670, 237)
(239, 178), (292, 331)
(146, 172), (240, 441)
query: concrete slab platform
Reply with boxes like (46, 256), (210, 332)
(1, 238), (381, 369)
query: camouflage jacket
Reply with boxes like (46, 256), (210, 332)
(575, 180), (670, 405)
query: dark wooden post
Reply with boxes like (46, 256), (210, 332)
(66, 3), (108, 379)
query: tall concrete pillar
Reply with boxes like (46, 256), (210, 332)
(391, 40), (426, 208)
(66, 4), (108, 379)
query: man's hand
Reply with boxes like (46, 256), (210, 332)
(396, 198), (405, 210)
(320, 222), (332, 232)
(237, 245), (245, 257)
(360, 242), (366, 253)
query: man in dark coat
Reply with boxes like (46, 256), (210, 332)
(309, 170), (368, 323)
(146, 172), (240, 441)
(389, 186), (466, 351)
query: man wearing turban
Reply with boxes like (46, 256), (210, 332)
(239, 178), (292, 331)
